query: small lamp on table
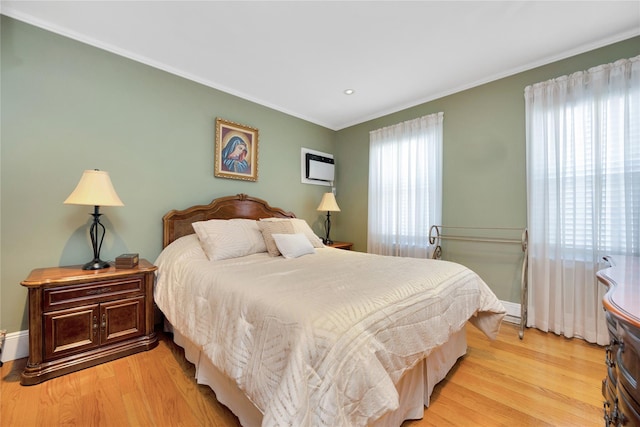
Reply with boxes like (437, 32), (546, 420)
(64, 169), (124, 270)
(317, 192), (341, 245)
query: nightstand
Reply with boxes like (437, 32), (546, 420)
(20, 259), (158, 385)
(327, 241), (353, 250)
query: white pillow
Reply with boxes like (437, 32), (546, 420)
(272, 233), (316, 259)
(192, 219), (267, 261)
(258, 220), (295, 256)
(229, 218), (268, 252)
(260, 218), (325, 248)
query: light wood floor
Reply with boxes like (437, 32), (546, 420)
(1, 322), (604, 427)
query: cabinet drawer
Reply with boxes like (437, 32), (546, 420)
(618, 322), (640, 405)
(43, 276), (144, 310)
(618, 382), (640, 427)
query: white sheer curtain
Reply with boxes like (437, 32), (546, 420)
(368, 112), (443, 258)
(525, 56), (640, 345)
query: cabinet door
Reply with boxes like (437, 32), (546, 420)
(43, 304), (100, 360)
(100, 296), (145, 345)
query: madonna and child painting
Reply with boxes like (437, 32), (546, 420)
(215, 118), (259, 182)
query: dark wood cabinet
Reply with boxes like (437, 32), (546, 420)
(20, 260), (158, 385)
(597, 256), (640, 426)
(328, 241), (353, 250)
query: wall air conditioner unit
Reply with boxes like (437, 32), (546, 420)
(306, 153), (335, 182)
(301, 148), (334, 186)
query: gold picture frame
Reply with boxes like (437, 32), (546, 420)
(214, 118), (259, 182)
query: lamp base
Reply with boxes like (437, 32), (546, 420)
(82, 259), (111, 270)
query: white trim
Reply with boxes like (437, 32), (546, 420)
(5, 7), (637, 132)
(0, 8), (333, 129)
(1, 330), (29, 363)
(301, 148), (333, 187)
(500, 300), (522, 325)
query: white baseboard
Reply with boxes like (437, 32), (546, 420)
(0, 299), (522, 363)
(1, 329), (29, 363)
(501, 300), (522, 324)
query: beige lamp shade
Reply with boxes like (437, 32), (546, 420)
(317, 192), (341, 212)
(64, 170), (124, 207)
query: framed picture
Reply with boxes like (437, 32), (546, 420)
(214, 118), (259, 181)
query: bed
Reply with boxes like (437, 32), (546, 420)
(154, 194), (506, 427)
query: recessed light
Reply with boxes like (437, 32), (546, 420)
(344, 89), (355, 95)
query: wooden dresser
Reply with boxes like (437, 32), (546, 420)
(20, 260), (158, 385)
(597, 256), (640, 426)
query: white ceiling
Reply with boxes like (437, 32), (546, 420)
(2, 1), (639, 130)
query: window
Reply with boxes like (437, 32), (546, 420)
(527, 75), (640, 256)
(368, 113), (443, 258)
(525, 55), (639, 345)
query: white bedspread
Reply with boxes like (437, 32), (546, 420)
(154, 236), (505, 427)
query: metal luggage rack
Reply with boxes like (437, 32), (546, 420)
(429, 225), (528, 339)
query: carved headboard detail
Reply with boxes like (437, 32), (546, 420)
(162, 194), (296, 248)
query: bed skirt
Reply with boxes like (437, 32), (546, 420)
(169, 324), (467, 427)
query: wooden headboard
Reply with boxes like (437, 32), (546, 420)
(162, 193), (296, 248)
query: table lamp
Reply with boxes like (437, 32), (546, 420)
(317, 192), (341, 245)
(64, 169), (124, 270)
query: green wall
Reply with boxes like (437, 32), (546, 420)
(334, 36), (640, 303)
(2, 14), (638, 334)
(0, 16), (336, 333)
